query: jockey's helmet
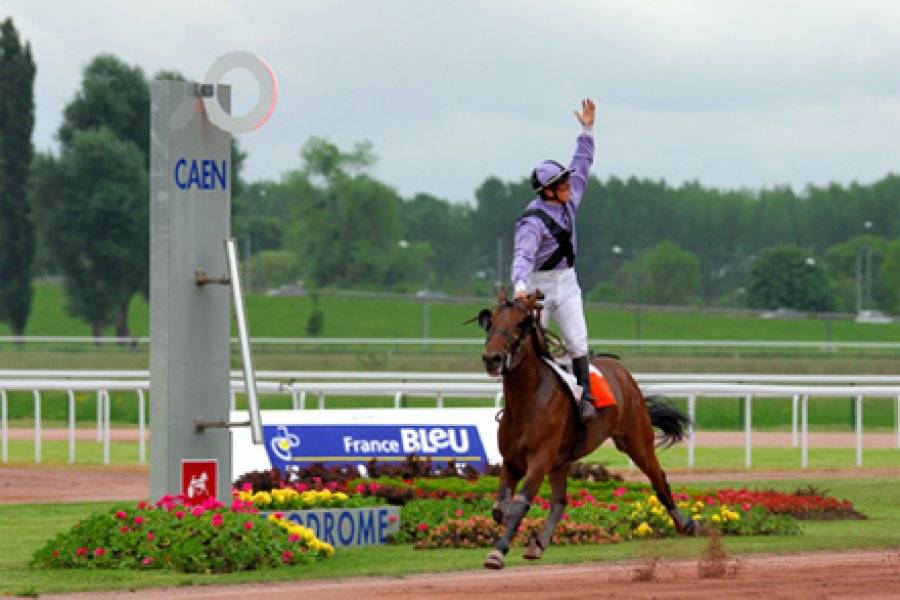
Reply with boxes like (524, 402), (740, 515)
(531, 160), (572, 194)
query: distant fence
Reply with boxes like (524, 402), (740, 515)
(1, 371), (897, 469)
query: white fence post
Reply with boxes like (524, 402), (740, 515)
(791, 393), (799, 448)
(744, 393), (752, 468)
(103, 390), (111, 465)
(318, 391), (325, 410)
(436, 392), (444, 409)
(137, 389), (146, 465)
(96, 391), (103, 442)
(68, 390), (76, 463)
(855, 394), (863, 468)
(33, 390), (41, 464)
(1, 390), (7, 464)
(687, 394), (696, 468)
(895, 394), (899, 450)
(290, 389), (299, 410)
(801, 394), (809, 469)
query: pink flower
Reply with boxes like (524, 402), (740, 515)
(741, 503), (752, 512)
(562, 513), (570, 521)
(354, 483), (366, 494)
(612, 487), (627, 497)
(608, 503), (618, 512)
(146, 531), (155, 541)
(243, 521), (254, 530)
(175, 510), (185, 520)
(326, 482), (338, 491)
(115, 510), (128, 519)
(388, 515), (399, 523)
(119, 526), (130, 533)
(296, 483), (309, 492)
(191, 506), (204, 517)
(94, 547), (106, 558)
(241, 482), (253, 491)
(211, 513), (224, 527)
(706, 497), (716, 506)
(142, 557), (154, 566)
(454, 508), (464, 517)
(281, 549), (294, 564)
(75, 547), (88, 557)
(288, 533), (300, 542)
(137, 501), (148, 510)
(368, 482), (381, 493)
(312, 476), (322, 486)
(578, 488), (588, 497)
(274, 512), (284, 520)
(134, 516), (145, 525)
(416, 522), (429, 532)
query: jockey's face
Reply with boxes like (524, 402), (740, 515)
(545, 180), (571, 203)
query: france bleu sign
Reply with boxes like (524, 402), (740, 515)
(262, 424), (489, 471)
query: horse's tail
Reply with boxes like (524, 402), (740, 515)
(645, 395), (691, 448)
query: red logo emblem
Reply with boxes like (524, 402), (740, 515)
(181, 459), (217, 505)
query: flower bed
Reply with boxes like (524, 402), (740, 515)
(702, 487), (865, 520)
(32, 496), (334, 573)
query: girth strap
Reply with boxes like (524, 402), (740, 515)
(519, 208), (575, 270)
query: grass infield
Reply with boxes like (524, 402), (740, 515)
(0, 477), (898, 595)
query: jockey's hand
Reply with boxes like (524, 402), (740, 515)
(575, 98), (595, 128)
(514, 289), (527, 301)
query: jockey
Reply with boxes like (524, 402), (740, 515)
(511, 98), (597, 423)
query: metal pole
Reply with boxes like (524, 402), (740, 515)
(865, 247), (873, 310)
(103, 390), (110, 465)
(96, 391), (102, 442)
(394, 391), (402, 409)
(801, 394), (809, 469)
(229, 389), (237, 412)
(33, 390), (41, 464)
(423, 302), (429, 339)
(896, 394), (900, 450)
(299, 391), (306, 411)
(744, 393), (752, 468)
(855, 394), (863, 468)
(855, 249), (862, 314)
(495, 392), (503, 409)
(791, 394), (799, 448)
(225, 237), (263, 444)
(68, 390), (76, 464)
(436, 392), (444, 409)
(1, 390), (7, 464)
(318, 391), (325, 410)
(137, 389), (146, 465)
(687, 394), (696, 468)
(290, 389), (299, 410)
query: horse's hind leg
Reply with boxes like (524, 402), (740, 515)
(615, 426), (697, 535)
(523, 464), (568, 560)
(492, 463), (521, 524)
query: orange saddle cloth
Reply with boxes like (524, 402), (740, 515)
(588, 365), (617, 408)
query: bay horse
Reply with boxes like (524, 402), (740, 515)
(475, 288), (695, 570)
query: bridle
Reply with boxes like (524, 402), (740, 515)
(486, 303), (536, 375)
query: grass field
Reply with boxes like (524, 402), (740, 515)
(0, 476), (897, 595)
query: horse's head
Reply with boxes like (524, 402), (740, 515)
(475, 287), (544, 376)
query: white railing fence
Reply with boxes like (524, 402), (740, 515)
(0, 372), (898, 469)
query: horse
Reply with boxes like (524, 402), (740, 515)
(475, 288), (695, 570)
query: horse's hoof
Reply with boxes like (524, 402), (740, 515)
(491, 504), (505, 525)
(523, 538), (544, 560)
(682, 519), (699, 536)
(483, 549), (505, 570)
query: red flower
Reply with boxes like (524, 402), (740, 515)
(274, 511), (284, 520)
(288, 533), (300, 542)
(94, 547), (106, 558)
(75, 547), (88, 557)
(562, 513), (570, 521)
(608, 503), (618, 512)
(282, 549), (294, 564)
(119, 526), (130, 533)
(146, 531), (155, 541)
(416, 522), (429, 531)
(175, 510), (185, 520)
(388, 515), (399, 523)
(115, 510), (127, 519)
(191, 506), (204, 517)
(134, 516), (145, 525)
(296, 483), (309, 492)
(243, 521), (254, 530)
(51, 550), (60, 558)
(137, 501), (148, 510)
(241, 482), (253, 491)
(142, 556), (154, 566)
(612, 487), (627, 497)
(741, 503), (752, 512)
(211, 513), (224, 527)
(354, 483), (366, 494)
(454, 508), (464, 517)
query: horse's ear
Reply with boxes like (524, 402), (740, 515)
(525, 290), (545, 311)
(496, 286), (507, 304)
(477, 309), (492, 332)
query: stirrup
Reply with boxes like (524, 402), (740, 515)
(579, 398), (597, 423)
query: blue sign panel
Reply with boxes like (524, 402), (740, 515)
(262, 507), (401, 547)
(263, 424), (488, 471)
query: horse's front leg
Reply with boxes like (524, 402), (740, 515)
(524, 465), (568, 560)
(484, 459), (549, 570)
(491, 463), (520, 524)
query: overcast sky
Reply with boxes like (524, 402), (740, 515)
(4, 0), (900, 202)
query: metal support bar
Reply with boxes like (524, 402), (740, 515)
(299, 391), (306, 410)
(193, 269), (231, 286)
(33, 390), (41, 464)
(103, 390), (110, 465)
(96, 391), (102, 442)
(791, 394), (799, 448)
(393, 391), (403, 409)
(290, 389), (299, 410)
(195, 418), (251, 431)
(67, 390), (76, 463)
(224, 237), (263, 444)
(436, 392), (444, 409)
(318, 391), (325, 410)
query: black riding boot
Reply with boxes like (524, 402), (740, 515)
(572, 355), (597, 424)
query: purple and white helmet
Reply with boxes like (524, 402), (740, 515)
(531, 160), (572, 193)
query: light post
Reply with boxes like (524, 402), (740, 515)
(401, 239), (430, 339)
(611, 245), (641, 340)
(855, 221), (874, 315)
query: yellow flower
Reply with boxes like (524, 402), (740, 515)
(238, 491), (252, 502)
(647, 495), (659, 507)
(677, 501), (689, 510)
(711, 514), (721, 523)
(251, 491), (272, 506)
(634, 522), (653, 537)
(692, 514), (702, 521)
(334, 492), (348, 502)
(667, 517), (674, 527)
(651, 506), (665, 517)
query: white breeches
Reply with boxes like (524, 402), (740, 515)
(526, 268), (589, 357)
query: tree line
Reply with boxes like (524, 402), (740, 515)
(0, 23), (898, 338)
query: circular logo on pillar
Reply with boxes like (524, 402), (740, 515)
(202, 50), (278, 134)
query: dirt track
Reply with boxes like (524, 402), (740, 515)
(38, 550), (900, 599)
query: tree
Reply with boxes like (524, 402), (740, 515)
(0, 18), (37, 335)
(37, 129), (147, 337)
(638, 241), (701, 305)
(747, 245), (833, 311)
(877, 240), (900, 315)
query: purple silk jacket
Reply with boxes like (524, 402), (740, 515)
(511, 132), (595, 288)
